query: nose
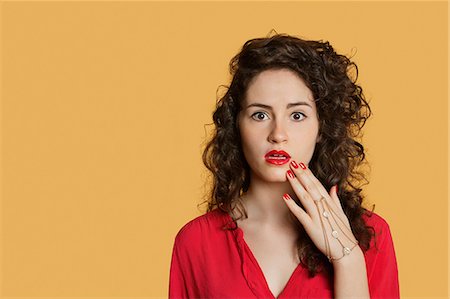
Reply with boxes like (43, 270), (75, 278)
(267, 120), (288, 144)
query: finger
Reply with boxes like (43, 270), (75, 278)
(330, 185), (344, 213)
(320, 184), (346, 226)
(325, 185), (353, 231)
(286, 170), (318, 220)
(288, 162), (323, 202)
(290, 162), (340, 212)
(282, 193), (313, 228)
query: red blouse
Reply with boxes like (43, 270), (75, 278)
(169, 208), (400, 298)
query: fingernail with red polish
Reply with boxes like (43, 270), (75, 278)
(283, 193), (291, 200)
(299, 162), (307, 170)
(287, 170), (295, 179)
(290, 161), (299, 169)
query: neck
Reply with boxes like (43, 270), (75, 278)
(239, 174), (298, 226)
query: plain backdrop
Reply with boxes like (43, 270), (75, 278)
(0, 1), (448, 298)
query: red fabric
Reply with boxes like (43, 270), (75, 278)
(169, 208), (400, 298)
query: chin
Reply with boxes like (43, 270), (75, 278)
(259, 169), (290, 183)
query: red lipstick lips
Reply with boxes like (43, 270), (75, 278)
(265, 150), (291, 165)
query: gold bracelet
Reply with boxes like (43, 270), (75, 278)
(327, 241), (359, 262)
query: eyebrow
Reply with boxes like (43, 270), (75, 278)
(245, 101), (313, 110)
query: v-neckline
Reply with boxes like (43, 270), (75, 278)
(225, 211), (304, 298)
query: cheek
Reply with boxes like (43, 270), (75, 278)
(240, 133), (256, 155)
(241, 131), (257, 145)
(239, 127), (262, 160)
(292, 130), (319, 152)
(239, 122), (258, 145)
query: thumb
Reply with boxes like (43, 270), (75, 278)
(330, 185), (344, 212)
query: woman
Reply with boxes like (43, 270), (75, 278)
(169, 33), (400, 298)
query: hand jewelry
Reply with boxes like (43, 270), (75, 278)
(314, 196), (359, 262)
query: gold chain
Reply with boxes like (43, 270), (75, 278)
(313, 196), (359, 262)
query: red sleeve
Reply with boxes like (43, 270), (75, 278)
(168, 237), (189, 299)
(365, 216), (400, 299)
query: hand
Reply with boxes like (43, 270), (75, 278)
(282, 160), (359, 263)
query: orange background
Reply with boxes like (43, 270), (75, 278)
(0, 1), (448, 298)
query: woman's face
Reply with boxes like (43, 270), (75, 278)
(238, 68), (320, 183)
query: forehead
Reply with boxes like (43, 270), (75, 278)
(244, 68), (315, 106)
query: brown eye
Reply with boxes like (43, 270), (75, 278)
(291, 112), (306, 121)
(251, 112), (269, 121)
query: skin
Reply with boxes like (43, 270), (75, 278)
(237, 68), (319, 225)
(236, 68), (370, 298)
(284, 164), (370, 298)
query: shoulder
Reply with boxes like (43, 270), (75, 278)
(361, 209), (395, 248)
(360, 209), (400, 292)
(362, 209), (390, 229)
(362, 210), (389, 230)
(174, 209), (229, 247)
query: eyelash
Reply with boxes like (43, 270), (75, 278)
(251, 112), (307, 122)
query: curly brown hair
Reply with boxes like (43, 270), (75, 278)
(200, 32), (376, 277)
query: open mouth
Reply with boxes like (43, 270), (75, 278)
(265, 150), (291, 165)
